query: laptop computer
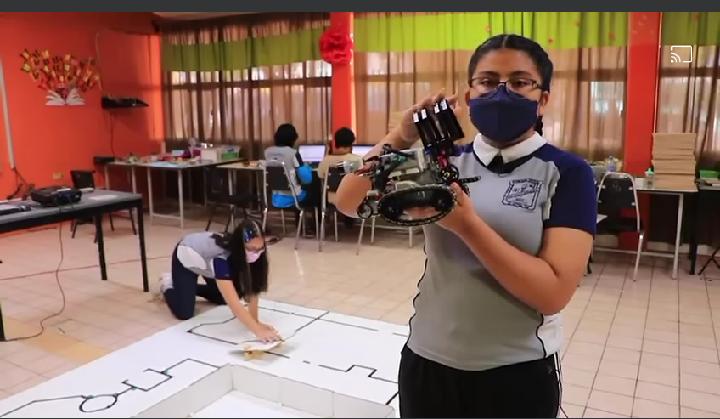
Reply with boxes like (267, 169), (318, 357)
(298, 145), (326, 167)
(351, 145), (373, 157)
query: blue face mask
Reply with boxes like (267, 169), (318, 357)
(468, 85), (539, 144)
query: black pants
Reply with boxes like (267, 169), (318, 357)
(398, 345), (561, 418)
(164, 248), (227, 320)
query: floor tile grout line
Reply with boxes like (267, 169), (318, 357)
(560, 256), (604, 417)
(691, 266), (720, 416)
(636, 259), (680, 416)
(583, 406), (629, 418)
(701, 274), (720, 366)
(621, 257), (653, 418)
(582, 258), (630, 417)
(596, 389), (681, 407)
(562, 263), (606, 363)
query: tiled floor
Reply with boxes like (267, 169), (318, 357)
(1, 213), (720, 417)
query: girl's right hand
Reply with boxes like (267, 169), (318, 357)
(397, 91), (460, 144)
(252, 323), (282, 343)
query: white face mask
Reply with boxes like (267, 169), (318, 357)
(246, 248), (264, 264)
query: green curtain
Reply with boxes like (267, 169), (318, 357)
(662, 12), (720, 46)
(354, 12), (628, 53)
(162, 13), (720, 71)
(162, 26), (326, 72)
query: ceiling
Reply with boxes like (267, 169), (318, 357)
(153, 12), (256, 20)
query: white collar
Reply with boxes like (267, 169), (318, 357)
(472, 132), (547, 166)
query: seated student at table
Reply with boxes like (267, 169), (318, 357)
(159, 220), (280, 342)
(263, 123), (313, 204)
(264, 123), (315, 232)
(318, 128), (364, 228)
(264, 123), (304, 169)
(318, 127), (364, 182)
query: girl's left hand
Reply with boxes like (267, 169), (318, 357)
(436, 183), (478, 235)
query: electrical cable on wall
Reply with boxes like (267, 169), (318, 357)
(1, 58), (34, 200)
(6, 167), (33, 200)
(0, 57), (16, 170)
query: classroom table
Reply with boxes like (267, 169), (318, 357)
(634, 179), (697, 279)
(105, 159), (241, 229)
(0, 190), (148, 341)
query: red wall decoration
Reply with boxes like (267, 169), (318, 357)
(20, 49), (100, 106)
(319, 27), (353, 66)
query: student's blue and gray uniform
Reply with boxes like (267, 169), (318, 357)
(264, 146), (317, 233)
(264, 145), (307, 207)
(164, 232), (238, 320)
(399, 133), (597, 418)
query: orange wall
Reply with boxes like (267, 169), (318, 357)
(0, 12), (164, 197)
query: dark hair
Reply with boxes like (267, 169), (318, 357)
(467, 34), (553, 136)
(213, 219), (268, 297)
(274, 123), (299, 148)
(334, 127), (356, 148)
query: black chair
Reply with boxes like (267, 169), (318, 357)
(69, 170), (137, 242)
(204, 166), (255, 232)
(319, 164), (346, 252)
(264, 161), (319, 250)
(699, 245), (720, 275)
(595, 172), (644, 281)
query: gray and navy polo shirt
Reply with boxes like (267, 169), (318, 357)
(177, 232), (232, 280)
(407, 132), (597, 372)
(264, 145), (301, 194)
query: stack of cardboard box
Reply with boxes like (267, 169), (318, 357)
(652, 133), (697, 190)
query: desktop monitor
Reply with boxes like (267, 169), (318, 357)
(352, 145), (373, 157)
(298, 144), (326, 163)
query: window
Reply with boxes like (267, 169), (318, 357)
(164, 60), (331, 157)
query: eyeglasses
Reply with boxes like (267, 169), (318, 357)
(245, 239), (266, 253)
(469, 77), (542, 96)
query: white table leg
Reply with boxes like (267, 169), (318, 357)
(147, 168), (154, 223)
(131, 167), (137, 193)
(673, 193), (684, 279)
(178, 170), (185, 230)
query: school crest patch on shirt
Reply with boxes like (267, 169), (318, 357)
(502, 178), (542, 210)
